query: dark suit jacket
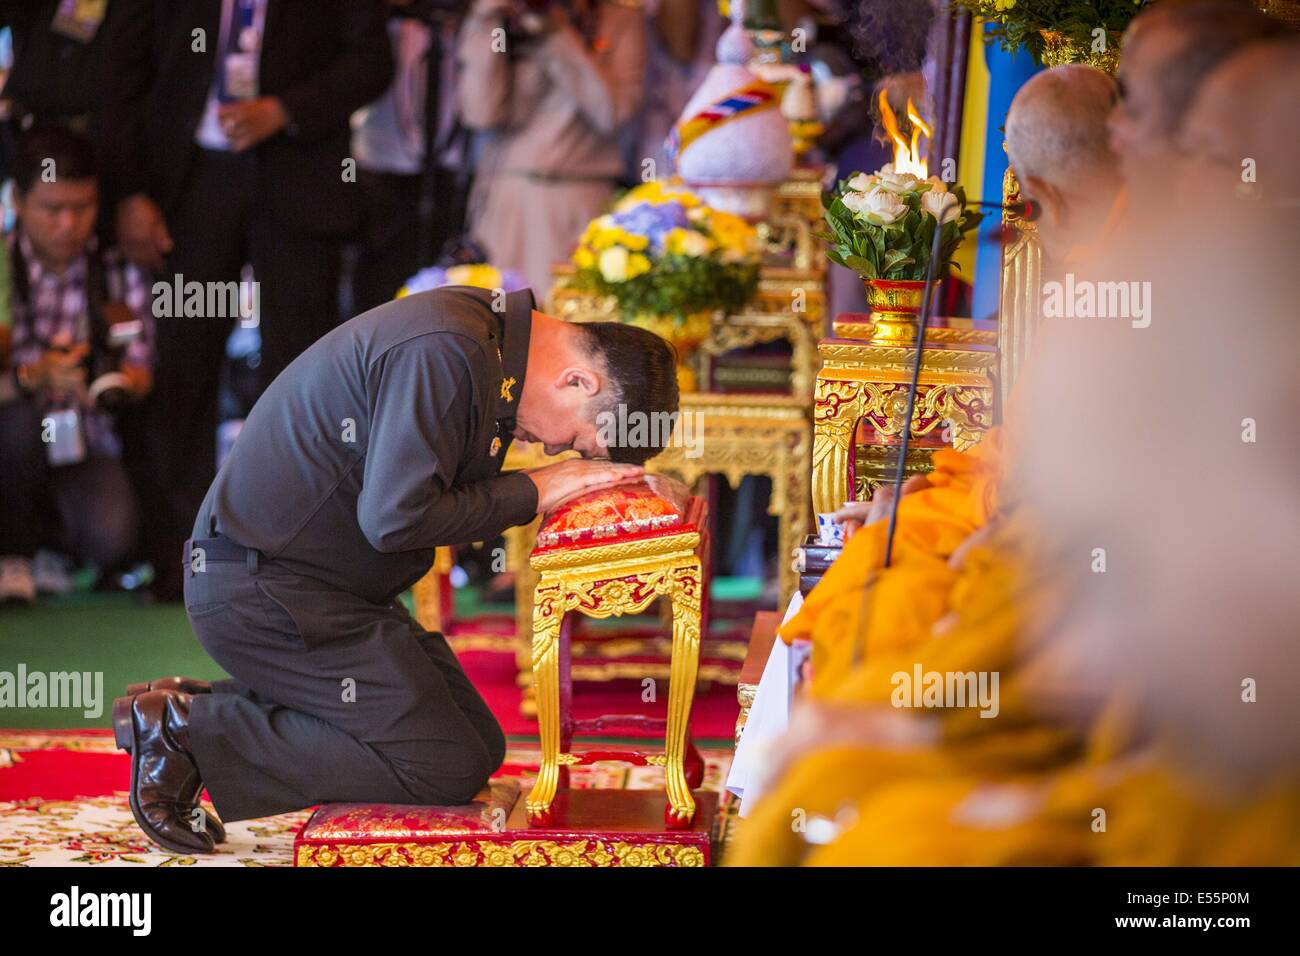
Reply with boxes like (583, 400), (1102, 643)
(98, 0), (393, 239)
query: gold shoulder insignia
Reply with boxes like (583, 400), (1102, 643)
(500, 376), (517, 402)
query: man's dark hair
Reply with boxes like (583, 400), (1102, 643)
(1136, 0), (1287, 135)
(13, 124), (98, 194)
(581, 322), (681, 465)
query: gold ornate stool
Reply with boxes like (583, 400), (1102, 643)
(526, 482), (711, 829)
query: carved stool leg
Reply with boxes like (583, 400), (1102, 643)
(663, 559), (703, 829)
(526, 579), (565, 823)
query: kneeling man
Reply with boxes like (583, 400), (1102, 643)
(115, 287), (678, 852)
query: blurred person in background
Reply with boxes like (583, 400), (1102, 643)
(0, 0), (115, 178)
(97, 0), (393, 600)
(0, 126), (153, 605)
(624, 0), (723, 182)
(457, 0), (646, 297)
(1175, 35), (1300, 204)
(350, 0), (435, 315)
(1107, 0), (1284, 219)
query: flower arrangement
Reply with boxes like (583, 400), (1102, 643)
(819, 164), (983, 282)
(952, 1), (1148, 65)
(398, 263), (529, 297)
(569, 181), (760, 323)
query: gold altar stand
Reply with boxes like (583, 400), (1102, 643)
(811, 317), (998, 515)
(294, 780), (718, 866)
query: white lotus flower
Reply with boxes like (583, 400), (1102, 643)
(921, 188), (960, 224)
(844, 187), (907, 225)
(875, 163), (922, 194)
(846, 172), (878, 192)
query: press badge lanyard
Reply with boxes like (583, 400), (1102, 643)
(218, 0), (262, 103)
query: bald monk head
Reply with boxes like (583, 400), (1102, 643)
(1178, 37), (1300, 205)
(1005, 64), (1121, 262)
(1108, 0), (1285, 209)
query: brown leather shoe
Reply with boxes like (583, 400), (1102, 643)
(113, 691), (217, 854)
(125, 676), (213, 696)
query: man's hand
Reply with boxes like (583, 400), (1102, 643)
(116, 194), (173, 272)
(24, 343), (89, 398)
(218, 97), (289, 152)
(527, 459), (644, 514)
(831, 474), (931, 540)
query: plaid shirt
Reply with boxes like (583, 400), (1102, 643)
(7, 230), (155, 458)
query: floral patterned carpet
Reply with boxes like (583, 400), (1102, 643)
(0, 730), (734, 867)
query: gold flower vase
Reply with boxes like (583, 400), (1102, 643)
(862, 278), (941, 347)
(626, 311), (714, 392)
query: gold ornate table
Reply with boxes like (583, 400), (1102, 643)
(811, 320), (998, 515)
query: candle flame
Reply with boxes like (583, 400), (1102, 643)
(879, 90), (930, 178)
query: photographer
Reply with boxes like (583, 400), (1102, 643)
(458, 0), (646, 296)
(0, 126), (153, 605)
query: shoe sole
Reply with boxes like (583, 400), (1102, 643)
(113, 695), (216, 855)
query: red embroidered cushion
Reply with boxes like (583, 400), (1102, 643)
(298, 780), (518, 839)
(535, 481), (686, 549)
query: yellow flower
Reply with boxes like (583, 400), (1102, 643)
(573, 246), (596, 269)
(707, 210), (757, 256)
(626, 252), (652, 278)
(664, 227), (714, 257)
(445, 263), (501, 289)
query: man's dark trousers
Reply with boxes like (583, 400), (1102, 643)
(182, 540), (505, 821)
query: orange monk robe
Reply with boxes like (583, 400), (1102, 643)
(729, 518), (1086, 866)
(782, 428), (1009, 693)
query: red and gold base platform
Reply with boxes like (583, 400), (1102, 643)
(293, 781), (719, 867)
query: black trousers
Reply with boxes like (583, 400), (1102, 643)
(133, 149), (345, 596)
(0, 398), (139, 568)
(183, 545), (505, 822)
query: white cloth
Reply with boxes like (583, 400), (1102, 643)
(725, 590), (803, 816)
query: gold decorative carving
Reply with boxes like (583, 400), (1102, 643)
(999, 164), (1042, 410)
(296, 839), (705, 867)
(811, 336), (996, 514)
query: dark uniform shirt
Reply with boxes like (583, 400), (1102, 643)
(194, 286), (538, 605)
